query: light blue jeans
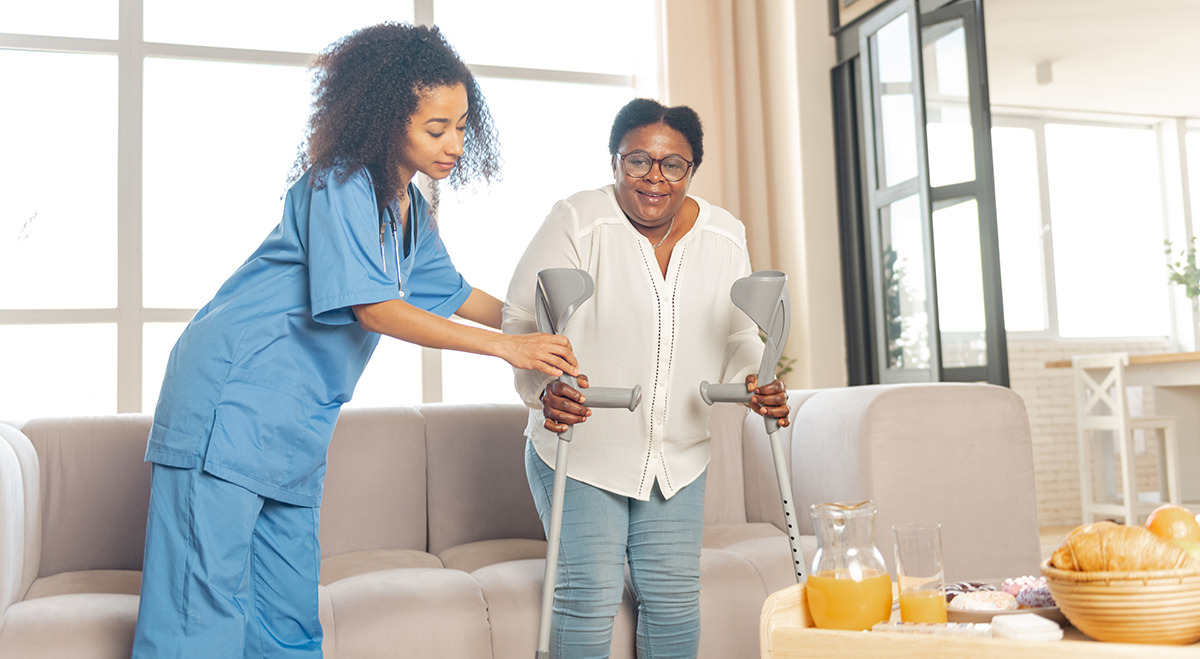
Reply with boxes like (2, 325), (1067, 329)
(526, 440), (706, 659)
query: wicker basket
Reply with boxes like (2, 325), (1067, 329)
(1041, 558), (1200, 645)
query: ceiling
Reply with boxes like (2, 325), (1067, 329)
(984, 0), (1200, 119)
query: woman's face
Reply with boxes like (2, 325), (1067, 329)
(399, 82), (469, 182)
(612, 122), (694, 230)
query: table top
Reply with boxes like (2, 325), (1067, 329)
(760, 583), (1200, 659)
(1044, 351), (1200, 370)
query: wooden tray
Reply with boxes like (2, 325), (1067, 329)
(760, 582), (1200, 658)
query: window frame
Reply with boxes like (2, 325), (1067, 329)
(993, 110), (1190, 344)
(0, 0), (661, 416)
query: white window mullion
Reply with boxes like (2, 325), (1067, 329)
(1159, 118), (1198, 351)
(1032, 119), (1060, 340)
(116, 0), (145, 412)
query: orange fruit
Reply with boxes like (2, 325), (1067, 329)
(1146, 505), (1200, 543)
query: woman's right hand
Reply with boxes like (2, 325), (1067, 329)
(542, 374), (591, 433)
(501, 332), (579, 378)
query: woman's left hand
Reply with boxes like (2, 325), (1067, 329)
(745, 375), (790, 426)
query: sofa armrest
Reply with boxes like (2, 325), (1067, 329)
(0, 423), (40, 613)
(789, 383), (1041, 582)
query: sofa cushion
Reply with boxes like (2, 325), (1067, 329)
(701, 522), (783, 549)
(323, 568), (491, 659)
(422, 404), (544, 555)
(319, 408), (429, 558)
(703, 523), (814, 599)
(472, 558), (636, 659)
(696, 548), (770, 659)
(23, 570), (141, 600)
(23, 415), (154, 577)
(319, 549), (442, 586)
(0, 593), (137, 659)
(438, 538), (545, 574)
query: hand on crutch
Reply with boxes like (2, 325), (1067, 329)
(533, 268), (641, 659)
(699, 270), (804, 584)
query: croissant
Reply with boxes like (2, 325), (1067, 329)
(1051, 521), (1200, 571)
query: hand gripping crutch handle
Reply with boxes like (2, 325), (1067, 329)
(700, 383), (782, 435)
(534, 268), (641, 659)
(698, 271), (801, 582)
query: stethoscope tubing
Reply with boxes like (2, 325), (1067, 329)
(380, 205), (403, 286)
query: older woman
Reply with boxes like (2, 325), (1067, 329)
(503, 98), (789, 659)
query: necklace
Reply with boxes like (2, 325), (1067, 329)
(652, 216), (675, 249)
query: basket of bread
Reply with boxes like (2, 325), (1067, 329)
(1041, 505), (1200, 644)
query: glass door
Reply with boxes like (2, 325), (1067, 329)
(855, 0), (1006, 385)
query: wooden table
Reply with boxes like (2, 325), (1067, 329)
(760, 583), (1200, 658)
(1046, 352), (1200, 504)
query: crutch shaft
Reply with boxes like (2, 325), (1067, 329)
(769, 429), (805, 582)
(537, 437), (571, 658)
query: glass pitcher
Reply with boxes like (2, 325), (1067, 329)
(806, 501), (892, 631)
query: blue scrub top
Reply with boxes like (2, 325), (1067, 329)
(145, 166), (471, 507)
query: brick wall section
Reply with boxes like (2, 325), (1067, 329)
(1006, 338), (1175, 527)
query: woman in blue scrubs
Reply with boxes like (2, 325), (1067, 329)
(131, 23), (577, 658)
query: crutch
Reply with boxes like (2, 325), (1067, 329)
(533, 268), (642, 659)
(698, 270), (804, 583)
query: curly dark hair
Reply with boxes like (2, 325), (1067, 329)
(292, 23), (501, 210)
(608, 98), (704, 171)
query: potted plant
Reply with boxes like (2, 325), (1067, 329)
(1165, 238), (1200, 312)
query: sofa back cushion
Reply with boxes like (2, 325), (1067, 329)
(741, 390), (823, 532)
(702, 402), (750, 524)
(23, 415), (153, 577)
(319, 407), (430, 558)
(422, 404), (542, 555)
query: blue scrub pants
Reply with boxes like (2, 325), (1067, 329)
(132, 464), (323, 659)
(525, 440), (706, 659)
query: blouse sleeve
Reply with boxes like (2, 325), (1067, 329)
(503, 199), (583, 409)
(308, 170), (401, 325)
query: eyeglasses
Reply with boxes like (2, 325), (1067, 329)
(616, 152), (694, 182)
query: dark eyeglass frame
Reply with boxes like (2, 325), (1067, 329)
(616, 152), (694, 182)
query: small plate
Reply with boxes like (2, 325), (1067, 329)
(947, 606), (1068, 625)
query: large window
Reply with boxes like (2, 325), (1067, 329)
(0, 1), (658, 421)
(993, 117), (1175, 339)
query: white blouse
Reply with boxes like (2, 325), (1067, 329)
(502, 186), (764, 500)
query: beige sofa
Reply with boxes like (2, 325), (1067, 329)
(0, 383), (1042, 658)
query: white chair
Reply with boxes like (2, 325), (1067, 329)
(1073, 353), (1181, 525)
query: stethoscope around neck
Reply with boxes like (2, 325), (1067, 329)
(379, 203), (413, 294)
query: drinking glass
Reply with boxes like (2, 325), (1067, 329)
(892, 523), (948, 623)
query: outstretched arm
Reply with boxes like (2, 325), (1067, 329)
(353, 298), (577, 378)
(453, 288), (504, 330)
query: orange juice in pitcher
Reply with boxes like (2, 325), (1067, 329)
(806, 501), (893, 631)
(806, 569), (893, 630)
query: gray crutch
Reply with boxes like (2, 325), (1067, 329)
(698, 270), (804, 583)
(533, 268), (642, 659)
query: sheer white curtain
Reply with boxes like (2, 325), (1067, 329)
(662, 0), (845, 388)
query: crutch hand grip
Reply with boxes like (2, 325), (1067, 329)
(699, 381), (752, 405)
(582, 385), (641, 411)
